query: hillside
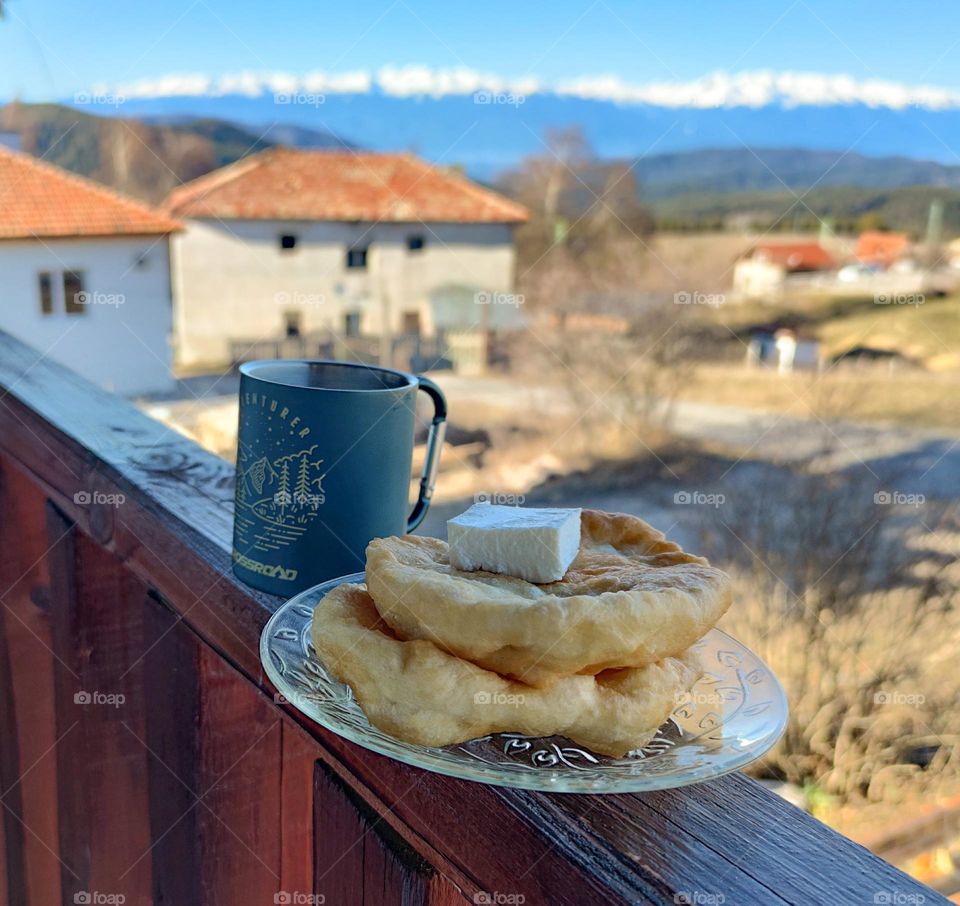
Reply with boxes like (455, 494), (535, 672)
(676, 294), (960, 428)
(650, 185), (960, 236)
(635, 147), (960, 198)
(0, 102), (347, 202)
(500, 147), (960, 236)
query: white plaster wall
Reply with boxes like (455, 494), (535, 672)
(732, 258), (786, 298)
(170, 219), (517, 366)
(0, 237), (174, 396)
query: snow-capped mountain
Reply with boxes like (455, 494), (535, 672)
(70, 67), (960, 178)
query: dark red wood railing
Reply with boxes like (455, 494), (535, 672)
(0, 330), (947, 905)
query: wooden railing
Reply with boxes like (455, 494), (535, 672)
(0, 329), (948, 906)
(228, 332), (451, 373)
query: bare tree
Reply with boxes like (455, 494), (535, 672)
(500, 127), (654, 303)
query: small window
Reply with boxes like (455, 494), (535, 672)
(346, 247), (368, 270)
(63, 271), (86, 315)
(279, 234), (297, 251)
(284, 311), (302, 338)
(407, 235), (425, 252)
(38, 272), (53, 315)
(401, 311), (421, 335)
(344, 312), (361, 337)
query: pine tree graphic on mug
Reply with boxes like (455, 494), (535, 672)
(236, 440), (326, 552)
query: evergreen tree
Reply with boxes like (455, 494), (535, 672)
(276, 461), (291, 511)
(294, 453), (311, 506)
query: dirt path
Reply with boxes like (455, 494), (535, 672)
(430, 373), (960, 499)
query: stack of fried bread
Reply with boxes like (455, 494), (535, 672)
(309, 509), (731, 757)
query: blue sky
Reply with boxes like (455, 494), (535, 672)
(2, 0), (960, 102)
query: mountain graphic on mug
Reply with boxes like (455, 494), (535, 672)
(235, 444), (326, 553)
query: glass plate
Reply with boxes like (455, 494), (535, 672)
(261, 573), (788, 793)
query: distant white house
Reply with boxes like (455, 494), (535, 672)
(163, 148), (528, 367)
(732, 241), (836, 300)
(746, 328), (821, 373)
(0, 146), (180, 396)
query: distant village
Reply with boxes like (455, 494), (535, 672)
(733, 228), (959, 301)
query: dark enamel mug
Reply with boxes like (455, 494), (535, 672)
(232, 359), (446, 595)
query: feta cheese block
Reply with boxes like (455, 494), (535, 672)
(447, 504), (582, 583)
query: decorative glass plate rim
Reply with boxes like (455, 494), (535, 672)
(261, 572), (788, 793)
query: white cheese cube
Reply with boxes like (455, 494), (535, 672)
(447, 504), (582, 583)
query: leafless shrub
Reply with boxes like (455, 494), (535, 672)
(700, 460), (959, 803)
(500, 127), (706, 448)
(516, 299), (700, 457)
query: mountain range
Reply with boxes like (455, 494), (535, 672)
(70, 89), (960, 181)
(627, 147), (960, 198)
(6, 93), (960, 234)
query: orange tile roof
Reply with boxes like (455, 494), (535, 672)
(164, 148), (529, 224)
(0, 145), (180, 240)
(750, 241), (835, 271)
(856, 231), (909, 266)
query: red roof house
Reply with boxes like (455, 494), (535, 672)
(855, 231), (909, 268)
(163, 148), (528, 368)
(0, 145), (180, 239)
(749, 241), (835, 272)
(0, 146), (178, 395)
(165, 148), (528, 223)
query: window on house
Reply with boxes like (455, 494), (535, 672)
(38, 272), (53, 315)
(401, 311), (422, 335)
(284, 311), (302, 338)
(344, 311), (361, 337)
(63, 271), (86, 315)
(346, 247), (368, 270)
(406, 235), (425, 252)
(279, 234), (298, 251)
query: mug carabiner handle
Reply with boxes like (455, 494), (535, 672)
(407, 375), (447, 532)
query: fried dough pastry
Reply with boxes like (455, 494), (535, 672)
(310, 583), (700, 757)
(366, 509), (730, 686)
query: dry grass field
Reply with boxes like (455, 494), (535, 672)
(675, 281), (960, 429)
(679, 363), (960, 428)
(705, 292), (960, 369)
